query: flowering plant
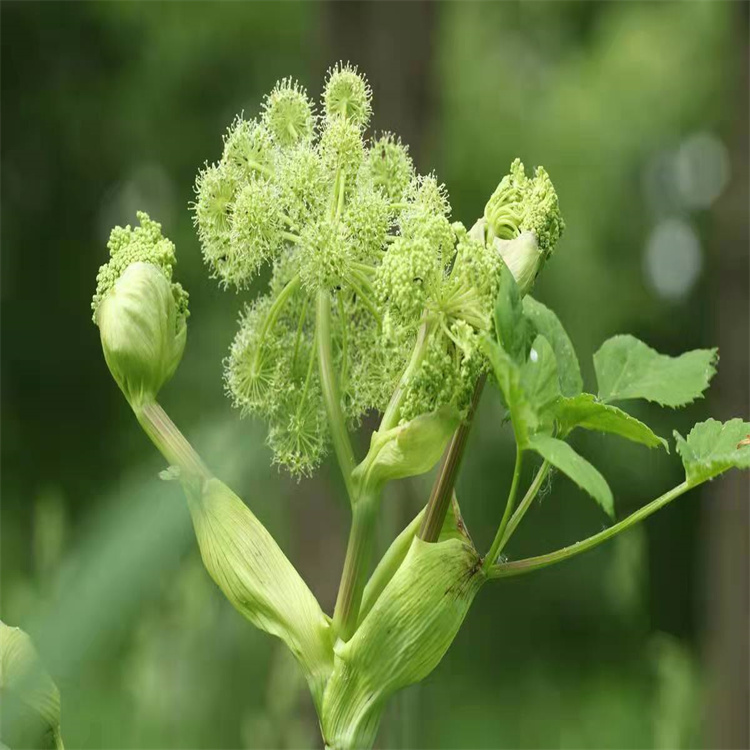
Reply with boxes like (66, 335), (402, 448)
(76, 65), (750, 749)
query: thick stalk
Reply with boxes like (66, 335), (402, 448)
(332, 491), (379, 641)
(316, 289), (356, 500)
(317, 288), (379, 641)
(135, 400), (210, 480)
(418, 376), (485, 542)
(488, 481), (692, 579)
(483, 445), (524, 569)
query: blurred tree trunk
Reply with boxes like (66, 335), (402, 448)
(704, 5), (750, 748)
(318, 1), (438, 166)
(299, 1), (438, 605)
(302, 6), (438, 746)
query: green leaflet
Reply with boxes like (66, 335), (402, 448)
(554, 393), (668, 451)
(675, 418), (750, 486)
(520, 335), (560, 431)
(182, 476), (333, 712)
(483, 338), (538, 446)
(322, 537), (484, 750)
(485, 333), (560, 443)
(594, 335), (717, 407)
(0, 621), (63, 750)
(523, 296), (583, 396)
(528, 434), (614, 518)
(493, 261), (533, 364)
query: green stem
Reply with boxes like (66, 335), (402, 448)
(290, 295), (310, 373)
(332, 490), (379, 641)
(336, 173), (347, 220)
(319, 288), (381, 641)
(316, 289), (356, 500)
(252, 274), (301, 373)
(330, 308), (438, 641)
(347, 276), (382, 326)
(135, 401), (210, 480)
(488, 481), (692, 579)
(282, 230), (301, 244)
(484, 446), (524, 570)
(496, 460), (550, 554)
(418, 376), (485, 543)
(380, 318), (435, 432)
(351, 261), (375, 277)
(248, 159), (274, 180)
(338, 293), (348, 394)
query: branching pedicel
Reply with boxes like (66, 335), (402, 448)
(83, 64), (749, 749)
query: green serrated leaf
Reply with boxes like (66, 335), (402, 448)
(594, 335), (717, 407)
(675, 418), (750, 485)
(493, 262), (533, 363)
(483, 339), (538, 446)
(523, 297), (583, 396)
(528, 434), (614, 518)
(554, 393), (668, 451)
(520, 335), (560, 430)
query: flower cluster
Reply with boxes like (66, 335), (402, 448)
(193, 65), (425, 475)
(375, 183), (503, 423)
(192, 65), (565, 477)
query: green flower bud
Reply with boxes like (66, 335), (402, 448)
(96, 262), (186, 408)
(355, 405), (460, 488)
(399, 330), (483, 425)
(323, 63), (372, 128)
(298, 217), (353, 292)
(93, 211), (188, 319)
(321, 537), (485, 749)
(375, 235), (439, 324)
(320, 115), (365, 177)
(1, 621), (63, 750)
(229, 178), (285, 283)
(262, 78), (316, 147)
(484, 158), (564, 253)
(182, 476), (333, 711)
(192, 161), (238, 287)
(221, 116), (274, 180)
(493, 231), (544, 297)
(366, 133), (414, 201)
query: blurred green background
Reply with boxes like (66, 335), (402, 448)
(2, 2), (748, 748)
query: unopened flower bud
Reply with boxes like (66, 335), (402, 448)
(494, 231), (544, 297)
(96, 262), (187, 408)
